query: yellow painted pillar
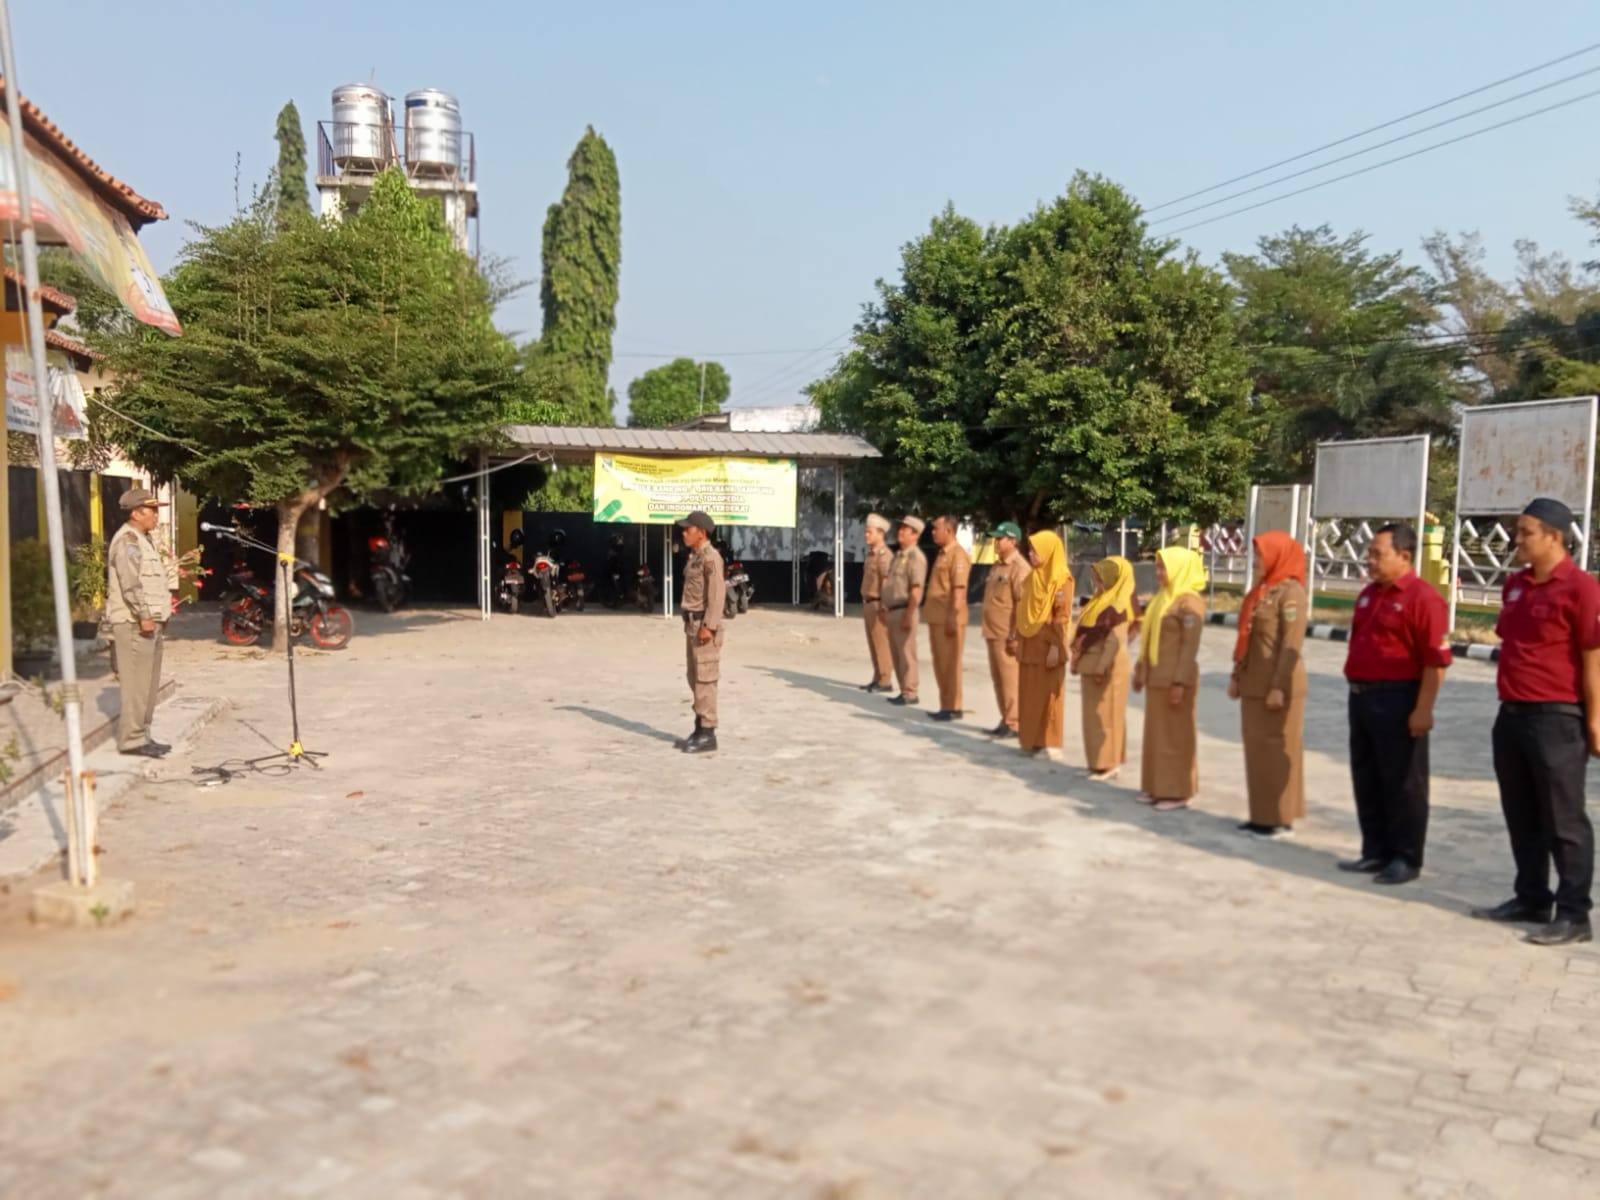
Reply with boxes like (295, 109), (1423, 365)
(89, 472), (104, 544)
(174, 484), (200, 602)
(502, 511), (522, 560)
(1420, 523), (1450, 600)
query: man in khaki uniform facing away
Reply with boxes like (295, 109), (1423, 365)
(883, 515), (928, 707)
(982, 521), (1031, 738)
(860, 513), (895, 693)
(924, 515), (971, 722)
(107, 488), (172, 758)
(677, 511), (726, 754)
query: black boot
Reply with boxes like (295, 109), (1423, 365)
(678, 718), (701, 749)
(683, 727), (718, 754)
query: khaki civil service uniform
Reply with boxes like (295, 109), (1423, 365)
(680, 541), (727, 728)
(1140, 594), (1205, 800)
(924, 541), (972, 713)
(883, 544), (928, 700)
(106, 523), (171, 751)
(1075, 610), (1132, 773)
(1234, 579), (1309, 827)
(982, 551), (1031, 731)
(1018, 587), (1073, 752)
(861, 542), (895, 689)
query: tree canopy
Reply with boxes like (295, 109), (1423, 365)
(273, 100), (311, 222)
(626, 358), (730, 428)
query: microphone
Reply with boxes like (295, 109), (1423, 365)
(199, 521), (218, 533)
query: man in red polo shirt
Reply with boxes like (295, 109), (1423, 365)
(1471, 497), (1600, 947)
(1341, 523), (1452, 886)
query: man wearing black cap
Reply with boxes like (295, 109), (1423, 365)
(1472, 497), (1600, 946)
(676, 511), (726, 754)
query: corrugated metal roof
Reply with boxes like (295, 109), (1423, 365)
(499, 424), (880, 465)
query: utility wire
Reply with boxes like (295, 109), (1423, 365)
(1146, 41), (1600, 213)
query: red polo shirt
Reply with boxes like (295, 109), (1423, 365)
(1344, 571), (1453, 681)
(1496, 557), (1600, 703)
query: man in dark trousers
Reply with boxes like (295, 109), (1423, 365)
(1341, 524), (1452, 885)
(1472, 498), (1600, 946)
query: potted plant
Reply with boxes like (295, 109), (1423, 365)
(67, 540), (107, 640)
(10, 538), (57, 677)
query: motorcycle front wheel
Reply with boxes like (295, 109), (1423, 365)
(571, 587), (586, 613)
(737, 587), (750, 614)
(373, 572), (401, 613)
(637, 582), (656, 613)
(309, 606), (355, 650)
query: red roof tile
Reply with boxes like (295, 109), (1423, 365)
(0, 79), (168, 227)
(45, 327), (99, 365)
(2, 266), (76, 315)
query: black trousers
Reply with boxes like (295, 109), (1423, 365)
(1492, 704), (1594, 918)
(1348, 683), (1429, 867)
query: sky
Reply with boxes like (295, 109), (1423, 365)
(14, 1), (1600, 419)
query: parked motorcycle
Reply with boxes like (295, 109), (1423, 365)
(493, 544), (525, 615)
(807, 549), (835, 612)
(721, 544), (753, 619)
(603, 534), (658, 613)
(219, 556), (355, 650)
(367, 512), (412, 613)
(547, 530), (587, 613)
(511, 529), (560, 618)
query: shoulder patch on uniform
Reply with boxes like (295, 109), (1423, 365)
(1282, 606), (1298, 620)
(124, 543), (141, 561)
(1181, 615), (1197, 627)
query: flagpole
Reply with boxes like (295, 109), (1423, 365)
(0, 1), (95, 887)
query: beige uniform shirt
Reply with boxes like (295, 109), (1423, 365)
(923, 543), (971, 624)
(862, 543), (894, 602)
(105, 523), (170, 625)
(680, 542), (726, 632)
(1234, 580), (1308, 698)
(882, 545), (928, 610)
(981, 551), (1031, 641)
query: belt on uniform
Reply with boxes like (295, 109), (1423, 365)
(1347, 679), (1418, 695)
(884, 603), (907, 611)
(1501, 700), (1585, 718)
(682, 609), (704, 619)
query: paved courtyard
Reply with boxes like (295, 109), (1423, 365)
(2, 602), (1599, 1199)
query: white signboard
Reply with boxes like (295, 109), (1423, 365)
(1252, 485), (1309, 539)
(1457, 396), (1597, 516)
(1311, 436), (1429, 521)
(5, 348), (87, 440)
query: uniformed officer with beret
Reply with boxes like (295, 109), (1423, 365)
(859, 513), (895, 693)
(107, 488), (172, 758)
(676, 511), (725, 754)
(882, 515), (928, 706)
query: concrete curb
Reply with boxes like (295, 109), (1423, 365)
(0, 678), (179, 808)
(0, 693), (230, 884)
(1203, 611), (1500, 663)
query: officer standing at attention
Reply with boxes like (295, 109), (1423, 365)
(859, 513), (895, 694)
(676, 511), (726, 754)
(1340, 524), (1452, 885)
(924, 515), (972, 723)
(107, 488), (173, 758)
(882, 516), (928, 707)
(981, 522), (1031, 738)
(1472, 498), (1600, 947)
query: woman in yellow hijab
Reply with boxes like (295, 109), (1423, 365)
(1071, 556), (1136, 780)
(1132, 546), (1207, 810)
(1015, 529), (1075, 761)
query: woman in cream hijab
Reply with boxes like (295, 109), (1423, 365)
(1071, 556), (1136, 781)
(1133, 546), (1207, 810)
(1015, 530), (1075, 761)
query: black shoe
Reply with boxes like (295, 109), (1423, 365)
(888, 695), (918, 707)
(1374, 860), (1420, 886)
(1526, 916), (1593, 947)
(862, 682), (888, 694)
(120, 743), (168, 759)
(994, 726), (1017, 739)
(1238, 822), (1271, 835)
(1470, 898), (1555, 924)
(929, 710), (955, 723)
(1338, 856), (1386, 874)
(682, 730), (718, 755)
(146, 741), (172, 754)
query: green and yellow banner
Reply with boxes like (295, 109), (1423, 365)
(592, 453), (797, 526)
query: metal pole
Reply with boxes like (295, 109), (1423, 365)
(662, 523), (673, 619)
(697, 361), (706, 416)
(477, 451), (489, 621)
(0, 12), (92, 885)
(792, 472), (802, 606)
(833, 463), (845, 619)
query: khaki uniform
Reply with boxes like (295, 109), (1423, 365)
(680, 542), (727, 727)
(106, 523), (170, 751)
(1140, 594), (1205, 800)
(861, 542), (895, 689)
(1234, 580), (1308, 826)
(982, 551), (1031, 731)
(924, 542), (972, 713)
(882, 544), (928, 700)
(1074, 610), (1131, 773)
(1018, 588), (1073, 752)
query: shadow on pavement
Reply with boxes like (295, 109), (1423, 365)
(557, 705), (683, 747)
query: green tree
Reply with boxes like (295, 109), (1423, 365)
(104, 170), (517, 649)
(273, 100), (311, 222)
(626, 358), (730, 428)
(813, 175), (1252, 526)
(1225, 225), (1460, 482)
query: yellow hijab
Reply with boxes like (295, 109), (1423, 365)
(1017, 530), (1071, 639)
(1140, 546), (1207, 665)
(1078, 556), (1135, 630)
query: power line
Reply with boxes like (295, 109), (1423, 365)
(1164, 87), (1600, 237)
(729, 328), (856, 405)
(613, 346), (860, 360)
(1146, 41), (1600, 213)
(1151, 63), (1600, 226)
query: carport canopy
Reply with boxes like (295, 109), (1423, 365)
(471, 424), (882, 619)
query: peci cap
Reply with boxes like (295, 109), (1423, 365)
(989, 521), (1022, 541)
(865, 513), (891, 534)
(1523, 497), (1574, 535)
(897, 515), (926, 537)
(118, 488), (167, 511)
(676, 511), (715, 533)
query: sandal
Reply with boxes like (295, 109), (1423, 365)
(1153, 799), (1190, 812)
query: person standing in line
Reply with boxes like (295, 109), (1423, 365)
(1472, 498), (1600, 946)
(107, 488), (173, 759)
(1339, 523), (1451, 884)
(981, 522), (1031, 739)
(859, 513), (895, 694)
(924, 515), (972, 723)
(1228, 532), (1309, 839)
(1134, 546), (1207, 811)
(676, 511), (726, 754)
(1072, 555), (1135, 781)
(883, 516), (928, 707)
(1016, 530), (1074, 762)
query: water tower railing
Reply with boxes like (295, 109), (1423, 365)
(317, 121), (475, 183)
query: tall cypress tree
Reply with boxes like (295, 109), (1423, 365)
(539, 126), (621, 425)
(273, 101), (312, 221)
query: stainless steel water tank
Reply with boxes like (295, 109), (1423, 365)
(404, 89), (462, 177)
(331, 84), (394, 171)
